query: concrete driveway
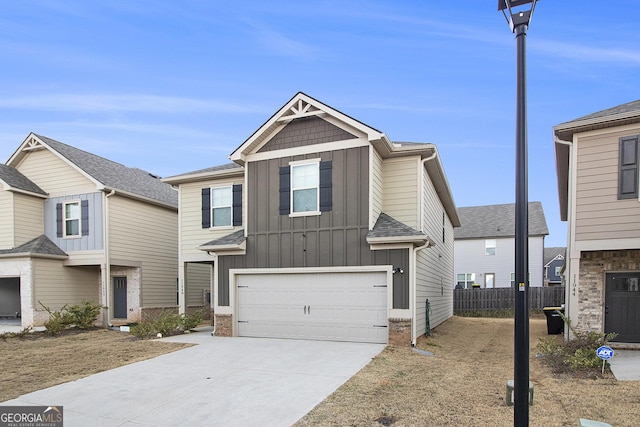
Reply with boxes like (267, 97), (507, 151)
(2, 330), (385, 426)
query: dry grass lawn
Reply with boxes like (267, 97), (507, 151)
(1, 318), (638, 426)
(296, 317), (640, 427)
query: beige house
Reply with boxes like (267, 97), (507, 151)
(164, 92), (460, 346)
(0, 133), (178, 329)
(554, 99), (640, 343)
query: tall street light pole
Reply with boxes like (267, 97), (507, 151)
(498, 1), (537, 425)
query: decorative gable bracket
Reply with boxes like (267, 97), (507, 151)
(277, 99), (323, 123)
(22, 136), (46, 152)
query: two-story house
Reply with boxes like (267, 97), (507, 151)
(0, 134), (178, 329)
(164, 92), (460, 346)
(543, 247), (565, 287)
(454, 202), (548, 288)
(554, 99), (640, 343)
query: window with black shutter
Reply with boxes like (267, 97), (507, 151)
(619, 135), (639, 199)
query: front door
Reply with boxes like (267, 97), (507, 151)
(485, 273), (495, 289)
(113, 277), (127, 319)
(605, 272), (640, 342)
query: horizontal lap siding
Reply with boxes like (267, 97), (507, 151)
(13, 193), (44, 247)
(575, 126), (640, 241)
(382, 157), (419, 229)
(371, 148), (383, 227)
(108, 196), (178, 307)
(15, 149), (97, 197)
(0, 191), (13, 248)
(186, 262), (210, 306)
(33, 260), (99, 310)
(180, 178), (244, 260)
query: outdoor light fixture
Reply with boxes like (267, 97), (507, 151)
(497, 0), (537, 426)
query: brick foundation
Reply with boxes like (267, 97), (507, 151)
(388, 318), (412, 347)
(141, 306), (178, 321)
(214, 314), (232, 337)
(186, 305), (211, 320)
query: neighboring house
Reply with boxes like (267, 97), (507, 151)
(163, 92), (460, 346)
(543, 247), (565, 287)
(454, 202), (549, 288)
(554, 99), (640, 343)
(0, 133), (178, 329)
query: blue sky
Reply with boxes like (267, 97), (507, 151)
(2, 1), (639, 247)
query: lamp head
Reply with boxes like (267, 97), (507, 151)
(498, 0), (537, 32)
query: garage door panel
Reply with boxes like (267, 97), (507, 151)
(237, 271), (388, 343)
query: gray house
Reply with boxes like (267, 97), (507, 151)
(454, 202), (549, 288)
(164, 92), (461, 346)
(543, 247), (565, 287)
(0, 133), (178, 329)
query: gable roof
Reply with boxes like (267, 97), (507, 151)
(454, 202), (549, 240)
(0, 164), (47, 197)
(544, 246), (565, 266)
(0, 235), (67, 259)
(554, 99), (640, 221)
(367, 213), (432, 246)
(8, 134), (177, 208)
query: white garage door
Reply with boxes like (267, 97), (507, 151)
(237, 271), (388, 343)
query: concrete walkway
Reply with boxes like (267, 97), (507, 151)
(609, 349), (640, 381)
(1, 330), (384, 426)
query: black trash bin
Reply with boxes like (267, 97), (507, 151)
(542, 307), (564, 335)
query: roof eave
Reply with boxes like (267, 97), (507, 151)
(163, 168), (244, 185)
(0, 252), (68, 260)
(104, 188), (178, 211)
(198, 241), (247, 253)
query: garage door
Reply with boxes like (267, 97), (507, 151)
(237, 271), (388, 343)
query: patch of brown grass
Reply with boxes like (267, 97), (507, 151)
(0, 328), (191, 402)
(296, 317), (640, 427)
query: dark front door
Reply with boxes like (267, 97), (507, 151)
(113, 277), (127, 319)
(605, 272), (640, 343)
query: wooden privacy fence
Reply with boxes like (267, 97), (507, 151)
(454, 287), (565, 313)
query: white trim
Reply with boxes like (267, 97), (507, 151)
(289, 160), (320, 215)
(243, 138), (369, 163)
(553, 113), (640, 134)
(62, 199), (82, 239)
(209, 184), (234, 228)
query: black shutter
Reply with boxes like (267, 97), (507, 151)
(81, 200), (89, 236)
(319, 161), (332, 212)
(201, 188), (211, 228)
(279, 166), (291, 215)
(232, 184), (242, 226)
(56, 203), (63, 237)
(619, 136), (639, 199)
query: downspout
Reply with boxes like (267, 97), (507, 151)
(103, 189), (116, 327)
(410, 150), (437, 346)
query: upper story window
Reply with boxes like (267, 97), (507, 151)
(64, 201), (81, 237)
(291, 162), (319, 214)
(211, 186), (232, 227)
(201, 185), (242, 229)
(56, 200), (89, 238)
(485, 239), (496, 256)
(279, 160), (332, 216)
(555, 266), (562, 276)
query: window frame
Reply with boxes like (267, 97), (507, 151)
(456, 273), (475, 289)
(484, 239), (496, 256)
(63, 200), (81, 238)
(209, 185), (234, 229)
(289, 159), (321, 217)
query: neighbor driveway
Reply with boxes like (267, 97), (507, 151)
(2, 330), (384, 426)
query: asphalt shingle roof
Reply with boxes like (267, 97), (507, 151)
(367, 213), (427, 239)
(559, 99), (640, 125)
(0, 164), (47, 195)
(544, 247), (566, 266)
(165, 163), (244, 180)
(37, 134), (178, 207)
(454, 202), (549, 239)
(0, 235), (67, 257)
(200, 229), (246, 248)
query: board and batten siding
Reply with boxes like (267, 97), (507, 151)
(179, 177), (244, 261)
(370, 147), (384, 228)
(13, 193), (44, 247)
(0, 190), (14, 248)
(574, 125), (640, 241)
(382, 156), (419, 229)
(33, 260), (99, 310)
(43, 193), (103, 252)
(416, 165), (454, 334)
(108, 195), (178, 307)
(14, 148), (97, 197)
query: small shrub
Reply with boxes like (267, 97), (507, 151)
(153, 310), (182, 336)
(130, 309), (206, 339)
(130, 322), (155, 339)
(537, 313), (617, 375)
(180, 309), (205, 331)
(39, 301), (74, 335)
(66, 300), (104, 329)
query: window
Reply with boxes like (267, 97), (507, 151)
(618, 135), (639, 199)
(485, 239), (496, 256)
(485, 273), (495, 289)
(211, 186), (232, 227)
(64, 201), (80, 237)
(555, 266), (561, 276)
(456, 273), (475, 289)
(201, 185), (242, 228)
(279, 160), (332, 216)
(291, 162), (319, 214)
